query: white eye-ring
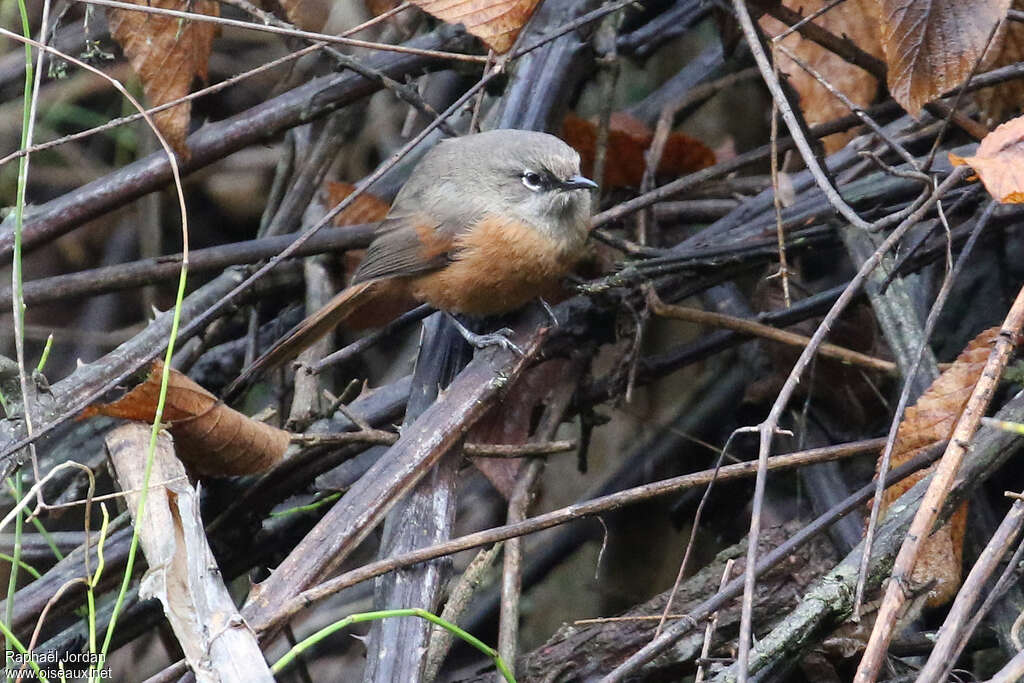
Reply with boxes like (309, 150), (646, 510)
(521, 171), (544, 191)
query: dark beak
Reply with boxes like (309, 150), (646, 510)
(561, 174), (599, 191)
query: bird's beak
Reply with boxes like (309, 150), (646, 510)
(561, 175), (599, 191)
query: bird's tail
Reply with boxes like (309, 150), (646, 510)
(224, 280), (387, 399)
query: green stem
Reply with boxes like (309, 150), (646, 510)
(271, 608), (515, 682)
(5, 0), (33, 662)
(0, 617), (48, 681)
(0, 552), (39, 579)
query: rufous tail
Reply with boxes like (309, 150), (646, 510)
(224, 280), (378, 398)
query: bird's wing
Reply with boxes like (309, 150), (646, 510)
(351, 205), (482, 284)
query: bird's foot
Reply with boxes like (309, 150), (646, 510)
(446, 314), (524, 356)
(464, 327), (524, 355)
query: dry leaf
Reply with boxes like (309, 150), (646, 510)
(108, 0), (219, 157)
(949, 114), (1024, 203)
(876, 0), (1011, 116)
(874, 327), (999, 606)
(760, 0), (883, 154)
(410, 0), (540, 53)
(325, 181), (392, 226)
(83, 361), (290, 476)
(273, 0), (330, 31)
(975, 0), (1024, 125)
(561, 112), (716, 190)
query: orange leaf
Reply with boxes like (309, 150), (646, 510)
(83, 361), (289, 476)
(561, 112), (715, 190)
(877, 0), (1011, 116)
(107, 0), (219, 157)
(949, 115), (1024, 203)
(325, 181), (392, 226)
(410, 0), (541, 53)
(760, 0), (883, 154)
(874, 327), (999, 606)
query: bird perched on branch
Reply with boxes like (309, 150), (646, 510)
(235, 129), (598, 389)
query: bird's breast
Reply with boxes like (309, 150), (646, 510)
(410, 214), (580, 316)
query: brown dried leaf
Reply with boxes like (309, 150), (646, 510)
(759, 0), (883, 154)
(561, 112), (716, 190)
(875, 327), (999, 606)
(877, 0), (1011, 116)
(83, 361), (289, 476)
(107, 0), (219, 157)
(273, 0), (330, 30)
(949, 114), (1024, 203)
(410, 0), (541, 53)
(975, 0), (1024, 125)
(325, 181), (392, 226)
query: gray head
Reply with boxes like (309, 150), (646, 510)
(396, 129), (598, 247)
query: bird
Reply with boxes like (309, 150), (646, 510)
(236, 128), (598, 388)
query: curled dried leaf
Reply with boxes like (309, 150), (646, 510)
(83, 361), (290, 476)
(874, 327), (999, 606)
(107, 0), (219, 157)
(949, 115), (1024, 203)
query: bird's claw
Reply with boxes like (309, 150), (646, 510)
(466, 327), (524, 356)
(446, 313), (524, 355)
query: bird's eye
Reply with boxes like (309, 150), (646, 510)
(521, 171), (545, 191)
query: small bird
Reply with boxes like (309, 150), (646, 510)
(239, 129), (598, 385)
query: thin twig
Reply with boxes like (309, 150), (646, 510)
(763, 1), (988, 140)
(770, 0), (849, 42)
(768, 43), (792, 306)
(498, 460), (544, 679)
(646, 288), (898, 374)
(695, 558), (734, 683)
